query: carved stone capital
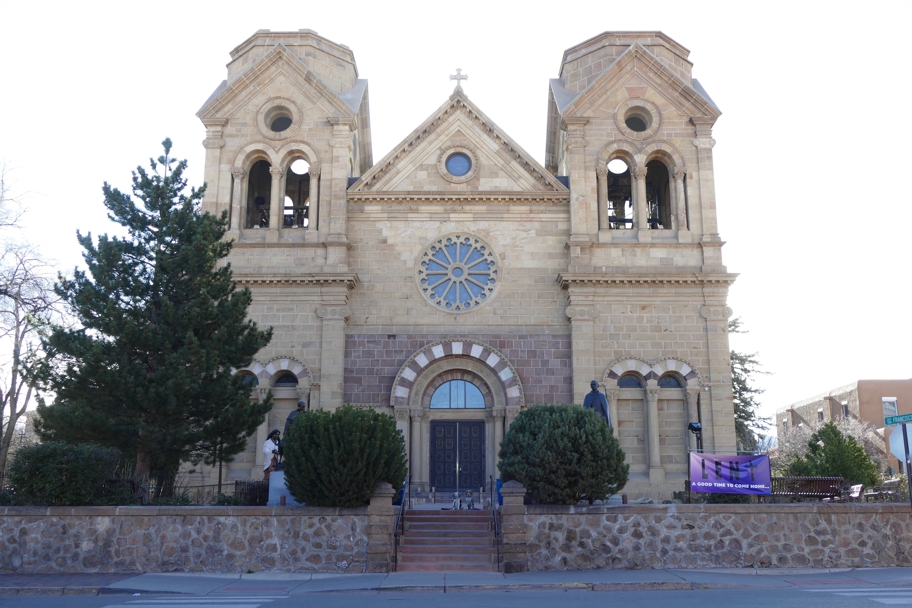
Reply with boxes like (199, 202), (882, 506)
(596, 166), (609, 180)
(646, 388), (660, 402)
(310, 166), (321, 178)
(202, 138), (225, 149)
(410, 409), (424, 420)
(485, 411), (494, 423)
(230, 168), (247, 181)
(685, 388), (700, 402)
(606, 389), (619, 402)
(699, 305), (733, 320)
(634, 167), (648, 180)
(493, 410), (506, 421)
(505, 408), (521, 424)
(692, 138), (716, 149)
(394, 407), (410, 421)
(316, 305), (351, 320)
(565, 305), (599, 320)
(672, 167), (687, 181)
(269, 167), (285, 178)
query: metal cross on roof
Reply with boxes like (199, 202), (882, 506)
(450, 68), (468, 91)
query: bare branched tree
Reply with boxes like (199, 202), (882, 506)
(0, 163), (60, 475)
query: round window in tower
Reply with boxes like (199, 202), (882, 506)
(445, 152), (472, 177)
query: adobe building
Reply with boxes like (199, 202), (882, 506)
(195, 29), (738, 499)
(777, 379), (912, 469)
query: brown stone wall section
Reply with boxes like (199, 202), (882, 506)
(344, 334), (572, 405)
(523, 503), (912, 571)
(0, 506), (369, 574)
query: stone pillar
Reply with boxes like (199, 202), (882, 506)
(395, 407), (410, 466)
(685, 388), (700, 451)
(317, 302), (350, 411)
(267, 166), (284, 243)
(410, 410), (423, 486)
(200, 118), (227, 217)
(420, 414), (430, 492)
(646, 386), (664, 483)
(229, 168), (246, 236)
(499, 480), (528, 573)
(606, 389), (619, 435)
(566, 304), (599, 406)
(494, 410), (505, 478)
(308, 167), (321, 233)
(596, 166), (609, 230)
(673, 167), (687, 235)
(563, 116), (591, 269)
(691, 117), (718, 243)
(367, 482), (397, 573)
(326, 117), (355, 267)
(634, 166), (649, 241)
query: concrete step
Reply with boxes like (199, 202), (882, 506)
(405, 515), (493, 523)
(396, 562), (495, 572)
(399, 544), (493, 554)
(400, 552), (492, 563)
(404, 529), (492, 539)
(401, 537), (492, 546)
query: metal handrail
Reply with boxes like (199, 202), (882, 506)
(392, 474), (409, 572)
(490, 475), (501, 572)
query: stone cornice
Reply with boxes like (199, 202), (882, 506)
(558, 272), (738, 288)
(233, 273), (359, 289)
(346, 191), (569, 204)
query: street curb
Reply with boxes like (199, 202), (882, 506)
(0, 587), (101, 596)
(315, 581), (762, 594)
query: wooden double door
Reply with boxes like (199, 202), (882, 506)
(429, 421), (485, 491)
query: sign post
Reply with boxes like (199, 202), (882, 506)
(883, 397), (911, 509)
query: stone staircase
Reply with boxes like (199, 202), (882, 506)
(396, 509), (499, 572)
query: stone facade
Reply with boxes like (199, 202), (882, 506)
(196, 29), (738, 499)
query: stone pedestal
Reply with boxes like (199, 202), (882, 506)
(267, 471), (305, 507)
(500, 480), (529, 573)
(367, 482), (397, 573)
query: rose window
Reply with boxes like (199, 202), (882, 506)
(416, 234), (499, 312)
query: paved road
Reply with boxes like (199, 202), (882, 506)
(3, 568), (912, 607)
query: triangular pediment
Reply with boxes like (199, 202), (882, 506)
(351, 90), (566, 196)
(197, 42), (358, 120)
(559, 42), (720, 120)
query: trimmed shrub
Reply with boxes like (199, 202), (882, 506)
(7, 442), (123, 506)
(283, 406), (407, 508)
(498, 404), (629, 505)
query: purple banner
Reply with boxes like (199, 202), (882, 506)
(689, 453), (771, 495)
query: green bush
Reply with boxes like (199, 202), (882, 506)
(212, 492), (245, 506)
(283, 406), (407, 508)
(498, 404), (629, 505)
(787, 421), (880, 487)
(7, 442), (123, 506)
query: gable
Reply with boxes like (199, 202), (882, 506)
(352, 91), (567, 197)
(197, 42), (356, 121)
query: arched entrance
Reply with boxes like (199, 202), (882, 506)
(389, 339), (524, 492)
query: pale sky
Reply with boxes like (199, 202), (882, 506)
(1, 0), (910, 425)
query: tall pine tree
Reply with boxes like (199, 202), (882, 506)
(33, 139), (273, 484)
(729, 318), (769, 451)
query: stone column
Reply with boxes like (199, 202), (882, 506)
(485, 410), (495, 485)
(494, 410), (505, 478)
(606, 389), (619, 435)
(646, 386), (664, 483)
(596, 166), (609, 230)
(673, 167), (687, 235)
(317, 302), (350, 411)
(267, 166), (284, 243)
(685, 388), (700, 451)
(395, 407), (410, 467)
(563, 116), (591, 269)
(420, 413), (430, 492)
(200, 118), (227, 217)
(308, 167), (321, 233)
(500, 480), (528, 573)
(229, 168), (246, 236)
(634, 166), (649, 241)
(326, 117), (355, 267)
(691, 117), (718, 243)
(566, 304), (599, 406)
(410, 410), (423, 486)
(367, 482), (397, 573)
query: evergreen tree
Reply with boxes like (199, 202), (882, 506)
(32, 139), (273, 484)
(787, 421), (880, 487)
(729, 318), (769, 451)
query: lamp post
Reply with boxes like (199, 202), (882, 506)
(688, 422), (703, 451)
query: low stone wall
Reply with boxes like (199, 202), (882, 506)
(0, 505), (373, 574)
(500, 481), (912, 572)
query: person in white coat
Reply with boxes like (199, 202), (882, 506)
(263, 429), (280, 480)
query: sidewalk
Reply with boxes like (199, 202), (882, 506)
(3, 567), (912, 596)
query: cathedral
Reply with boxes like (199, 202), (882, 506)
(196, 29), (737, 499)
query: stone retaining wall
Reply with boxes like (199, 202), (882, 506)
(499, 481), (912, 572)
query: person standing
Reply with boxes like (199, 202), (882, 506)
(583, 380), (612, 429)
(263, 429), (280, 480)
(284, 400), (306, 436)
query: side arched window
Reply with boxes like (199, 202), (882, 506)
(617, 374), (644, 388)
(658, 374), (683, 388)
(245, 160), (272, 229)
(273, 372), (299, 387)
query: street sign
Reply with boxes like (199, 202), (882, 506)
(885, 413), (912, 426)
(889, 424), (912, 462)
